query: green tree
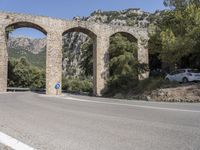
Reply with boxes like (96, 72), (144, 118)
(109, 33), (138, 79)
(163, 0), (200, 8)
(8, 57), (45, 88)
(105, 33), (139, 96)
(149, 2), (200, 70)
(30, 67), (45, 89)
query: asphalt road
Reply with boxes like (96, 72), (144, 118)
(0, 92), (200, 150)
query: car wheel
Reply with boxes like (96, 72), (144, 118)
(182, 77), (188, 83)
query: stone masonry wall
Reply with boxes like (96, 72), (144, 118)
(0, 11), (149, 96)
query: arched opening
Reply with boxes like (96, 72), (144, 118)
(105, 32), (138, 96)
(6, 22), (47, 92)
(62, 27), (96, 95)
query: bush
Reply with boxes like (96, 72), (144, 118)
(8, 58), (45, 89)
(62, 77), (93, 94)
(104, 74), (138, 97)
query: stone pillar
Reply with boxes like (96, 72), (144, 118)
(93, 35), (109, 96)
(0, 29), (8, 92)
(138, 38), (149, 80)
(46, 31), (62, 95)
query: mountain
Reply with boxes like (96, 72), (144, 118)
(8, 37), (46, 68)
(84, 8), (150, 27)
(8, 37), (46, 54)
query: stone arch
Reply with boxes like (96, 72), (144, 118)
(109, 31), (139, 59)
(108, 31), (149, 80)
(62, 27), (97, 40)
(109, 31), (138, 43)
(5, 21), (47, 90)
(0, 11), (149, 95)
(62, 27), (99, 95)
(108, 31), (138, 76)
(5, 21), (47, 37)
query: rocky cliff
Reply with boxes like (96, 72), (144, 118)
(8, 37), (46, 54)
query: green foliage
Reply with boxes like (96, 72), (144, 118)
(103, 33), (141, 96)
(62, 77), (93, 94)
(149, 2), (200, 70)
(163, 0), (200, 9)
(8, 58), (45, 88)
(109, 33), (138, 78)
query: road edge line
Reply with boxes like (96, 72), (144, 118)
(0, 132), (36, 150)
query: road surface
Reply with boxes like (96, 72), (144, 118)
(0, 92), (200, 150)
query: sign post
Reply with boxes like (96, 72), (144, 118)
(55, 82), (61, 95)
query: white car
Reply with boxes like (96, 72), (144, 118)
(165, 69), (200, 83)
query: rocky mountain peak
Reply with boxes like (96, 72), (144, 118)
(8, 36), (46, 54)
(86, 8), (151, 28)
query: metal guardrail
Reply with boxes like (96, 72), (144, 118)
(7, 87), (30, 92)
(7, 87), (46, 92)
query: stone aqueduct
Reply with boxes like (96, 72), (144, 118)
(0, 12), (149, 96)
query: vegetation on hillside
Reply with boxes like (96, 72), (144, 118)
(8, 47), (46, 69)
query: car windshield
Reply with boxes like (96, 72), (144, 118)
(178, 70), (185, 73)
(169, 71), (178, 75)
(188, 69), (200, 73)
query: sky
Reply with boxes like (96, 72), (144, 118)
(0, 0), (166, 38)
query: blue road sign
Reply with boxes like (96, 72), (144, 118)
(55, 83), (61, 90)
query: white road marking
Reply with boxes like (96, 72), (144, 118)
(0, 132), (36, 150)
(0, 92), (13, 94)
(57, 96), (200, 113)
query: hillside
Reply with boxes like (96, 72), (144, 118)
(8, 47), (46, 69)
(8, 37), (46, 68)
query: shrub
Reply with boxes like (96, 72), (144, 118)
(8, 58), (45, 89)
(104, 74), (138, 97)
(62, 77), (93, 94)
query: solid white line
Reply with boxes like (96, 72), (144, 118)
(0, 132), (36, 150)
(62, 96), (200, 113)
